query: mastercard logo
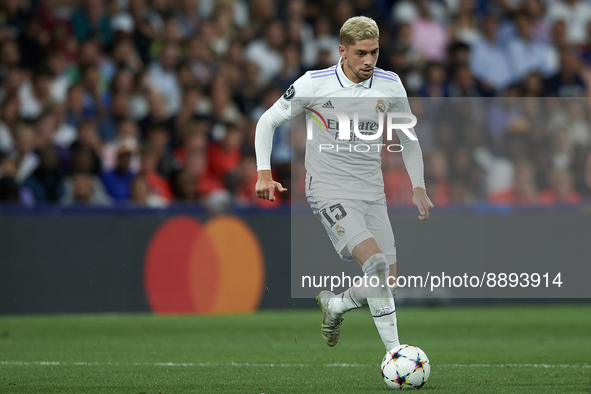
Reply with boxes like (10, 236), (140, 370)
(144, 215), (265, 315)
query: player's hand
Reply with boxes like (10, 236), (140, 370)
(412, 187), (434, 221)
(255, 170), (287, 202)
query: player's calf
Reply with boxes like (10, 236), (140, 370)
(362, 253), (400, 350)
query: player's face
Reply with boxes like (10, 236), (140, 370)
(339, 39), (379, 83)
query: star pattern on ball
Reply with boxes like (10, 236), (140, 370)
(393, 371), (410, 387)
(390, 349), (404, 362)
(411, 353), (426, 373)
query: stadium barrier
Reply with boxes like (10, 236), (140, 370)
(0, 204), (590, 314)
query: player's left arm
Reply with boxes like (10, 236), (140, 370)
(412, 186), (434, 221)
(397, 129), (434, 220)
(393, 90), (434, 220)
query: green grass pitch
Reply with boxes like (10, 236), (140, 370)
(1, 304), (590, 393)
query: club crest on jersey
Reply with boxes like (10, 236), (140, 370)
(376, 99), (386, 113)
(283, 84), (295, 100)
(335, 224), (345, 236)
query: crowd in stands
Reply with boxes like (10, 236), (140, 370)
(0, 0), (590, 210)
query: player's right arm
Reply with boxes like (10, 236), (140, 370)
(254, 74), (312, 201)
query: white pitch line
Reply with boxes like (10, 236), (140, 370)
(1, 361), (590, 369)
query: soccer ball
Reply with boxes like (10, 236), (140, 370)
(381, 344), (430, 390)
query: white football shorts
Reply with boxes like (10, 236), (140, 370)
(306, 195), (397, 265)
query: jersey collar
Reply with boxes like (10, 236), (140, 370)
(335, 58), (374, 89)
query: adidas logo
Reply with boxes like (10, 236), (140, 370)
(322, 100), (334, 109)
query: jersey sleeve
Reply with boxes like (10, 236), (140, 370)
(392, 84), (426, 190)
(255, 73), (313, 171)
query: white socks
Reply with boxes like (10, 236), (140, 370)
(329, 253), (400, 350)
(363, 253), (400, 350)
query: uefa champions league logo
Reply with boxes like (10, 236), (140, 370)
(304, 108), (418, 153)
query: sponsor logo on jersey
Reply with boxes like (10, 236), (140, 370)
(304, 107), (328, 131)
(279, 98), (290, 110)
(322, 100), (334, 109)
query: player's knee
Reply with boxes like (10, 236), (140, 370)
(362, 253), (389, 280)
(351, 236), (383, 264)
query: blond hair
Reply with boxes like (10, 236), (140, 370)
(340, 16), (379, 47)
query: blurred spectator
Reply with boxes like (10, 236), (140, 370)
(17, 17), (46, 71)
(0, 153), (31, 204)
(248, 0), (276, 36)
(46, 51), (70, 103)
(173, 0), (201, 37)
(522, 72), (545, 97)
(449, 0), (480, 46)
(80, 64), (106, 119)
(410, 0), (448, 62)
(98, 92), (132, 141)
(538, 169), (582, 205)
(523, 0), (551, 45)
(489, 160), (538, 206)
(419, 62), (448, 97)
(505, 12), (556, 83)
(102, 120), (140, 172)
(146, 125), (174, 177)
(308, 17), (341, 69)
(0, 67), (25, 101)
(71, 0), (113, 47)
(545, 51), (586, 97)
(470, 15), (513, 91)
(174, 85), (207, 134)
(138, 90), (174, 139)
(147, 42), (182, 115)
(0, 175), (21, 202)
(61, 171), (110, 206)
(12, 124), (39, 183)
(139, 143), (172, 202)
(564, 100), (590, 147)
(44, 17), (77, 65)
(448, 64), (483, 97)
(100, 137), (137, 201)
(551, 127), (574, 170)
(392, 0), (447, 25)
(0, 0), (30, 37)
(546, 0), (591, 45)
(69, 120), (102, 175)
(383, 152), (414, 206)
(209, 76), (242, 124)
(23, 147), (64, 203)
(273, 43), (303, 91)
(207, 122), (242, 188)
(0, 39), (21, 77)
(172, 167), (199, 201)
(111, 37), (143, 74)
(244, 21), (284, 85)
(424, 150), (450, 206)
(186, 34), (217, 86)
(19, 68), (53, 120)
(0, 95), (19, 153)
(129, 174), (167, 207)
(473, 142), (514, 198)
(34, 110), (70, 173)
(235, 62), (262, 117)
(65, 84), (86, 128)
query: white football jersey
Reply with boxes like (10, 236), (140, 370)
(267, 59), (423, 201)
